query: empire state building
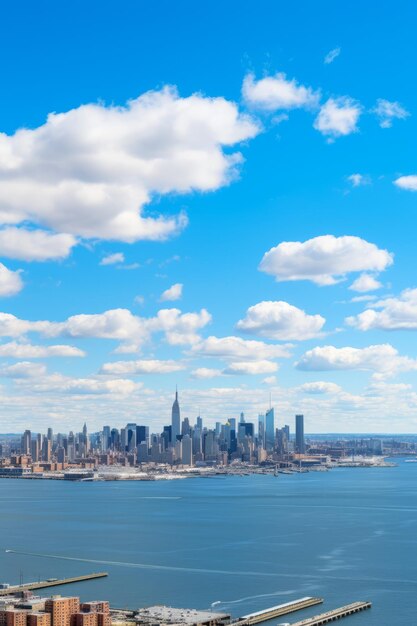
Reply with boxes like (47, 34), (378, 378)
(171, 388), (181, 443)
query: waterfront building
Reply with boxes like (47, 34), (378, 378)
(295, 414), (305, 454)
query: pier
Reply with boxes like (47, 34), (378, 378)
(237, 598), (324, 625)
(0, 572), (108, 596)
(289, 601), (372, 625)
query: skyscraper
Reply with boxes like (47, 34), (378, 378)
(265, 408), (275, 450)
(171, 388), (181, 443)
(295, 414), (305, 454)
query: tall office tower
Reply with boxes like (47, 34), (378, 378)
(265, 407), (275, 450)
(102, 426), (111, 451)
(240, 412), (245, 423)
(42, 438), (51, 462)
(196, 415), (203, 431)
(120, 428), (127, 451)
(162, 426), (171, 450)
(37, 432), (43, 451)
(67, 432), (75, 462)
(277, 427), (289, 455)
(192, 430), (202, 455)
(215, 422), (221, 437)
(22, 430), (31, 455)
(137, 441), (149, 463)
(136, 425), (149, 447)
(47, 427), (53, 443)
(150, 435), (161, 462)
(181, 417), (191, 437)
(82, 422), (90, 454)
(31, 439), (39, 462)
(295, 414), (305, 454)
(126, 423), (137, 451)
(171, 389), (181, 443)
(182, 434), (193, 466)
(57, 446), (66, 464)
(258, 414), (265, 447)
(110, 428), (119, 450)
(229, 417), (236, 432)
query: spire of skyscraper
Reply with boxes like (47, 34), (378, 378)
(171, 388), (181, 443)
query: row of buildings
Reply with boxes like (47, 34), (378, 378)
(0, 594), (110, 626)
(0, 391), (307, 470)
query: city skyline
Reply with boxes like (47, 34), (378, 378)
(0, 3), (417, 433)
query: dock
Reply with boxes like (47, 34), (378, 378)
(0, 572), (108, 596)
(237, 598), (324, 625)
(289, 601), (372, 625)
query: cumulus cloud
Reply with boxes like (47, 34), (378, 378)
(324, 47), (341, 64)
(100, 359), (185, 375)
(242, 72), (319, 111)
(373, 99), (410, 128)
(346, 288), (417, 331)
(314, 97), (362, 138)
(259, 235), (393, 286)
(26, 374), (140, 395)
(223, 360), (278, 375)
(0, 307), (211, 350)
(190, 335), (292, 360)
(191, 367), (222, 379)
(236, 301), (325, 340)
(160, 283), (183, 302)
(0, 87), (259, 245)
(296, 344), (417, 378)
(394, 175), (417, 191)
(0, 228), (76, 261)
(0, 264), (23, 296)
(262, 375), (277, 385)
(100, 252), (125, 266)
(299, 381), (342, 394)
(0, 361), (47, 379)
(349, 273), (382, 293)
(0, 341), (85, 358)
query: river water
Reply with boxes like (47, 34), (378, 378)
(0, 460), (416, 624)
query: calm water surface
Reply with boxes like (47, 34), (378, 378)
(0, 460), (416, 625)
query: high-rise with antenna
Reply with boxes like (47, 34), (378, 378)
(171, 386), (181, 443)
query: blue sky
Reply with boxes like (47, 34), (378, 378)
(0, 0), (417, 433)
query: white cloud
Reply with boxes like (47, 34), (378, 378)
(190, 335), (292, 360)
(0, 87), (259, 244)
(299, 381), (342, 394)
(346, 288), (417, 331)
(394, 175), (417, 191)
(242, 72), (319, 111)
(223, 360), (278, 375)
(324, 47), (341, 64)
(347, 173), (370, 187)
(259, 235), (393, 286)
(373, 99), (410, 128)
(236, 301), (325, 340)
(0, 307), (211, 350)
(0, 361), (47, 379)
(0, 228), (76, 261)
(26, 374), (140, 395)
(262, 375), (277, 385)
(0, 264), (23, 296)
(100, 252), (125, 266)
(191, 367), (222, 379)
(0, 341), (85, 358)
(296, 344), (417, 378)
(314, 97), (362, 138)
(350, 295), (377, 303)
(160, 283), (183, 302)
(100, 359), (185, 376)
(349, 273), (382, 293)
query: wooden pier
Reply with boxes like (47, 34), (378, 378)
(0, 572), (108, 596)
(237, 597), (324, 625)
(290, 601), (372, 625)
